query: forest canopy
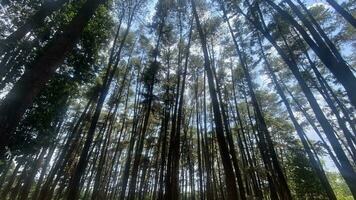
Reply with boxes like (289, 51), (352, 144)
(0, 0), (355, 199)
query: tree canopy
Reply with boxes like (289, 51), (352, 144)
(0, 0), (355, 199)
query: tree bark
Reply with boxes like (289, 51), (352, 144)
(325, 0), (356, 28)
(221, 3), (292, 199)
(191, 1), (239, 199)
(259, 33), (337, 200)
(241, 2), (356, 196)
(0, 0), (106, 156)
(265, 0), (356, 107)
(0, 0), (69, 54)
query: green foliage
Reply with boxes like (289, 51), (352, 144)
(142, 60), (161, 88)
(12, 75), (74, 154)
(4, 1), (113, 156)
(327, 172), (354, 200)
(66, 4), (114, 84)
(286, 145), (328, 200)
(0, 0), (355, 199)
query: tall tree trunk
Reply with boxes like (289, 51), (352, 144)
(229, 70), (262, 198)
(325, 0), (356, 28)
(1, 160), (22, 198)
(0, 0), (105, 155)
(264, 0), (356, 107)
(119, 83), (143, 199)
(221, 3), (291, 199)
(31, 140), (57, 200)
(128, 71), (155, 200)
(258, 33), (337, 200)
(166, 18), (192, 200)
(10, 162), (31, 200)
(37, 91), (97, 200)
(158, 90), (170, 200)
(194, 76), (204, 200)
(282, 80), (342, 170)
(18, 148), (47, 200)
(66, 11), (134, 198)
(91, 55), (131, 200)
(240, 2), (356, 195)
(212, 55), (246, 200)
(276, 23), (356, 160)
(0, 0), (69, 54)
(295, 0), (350, 66)
(191, 1), (239, 199)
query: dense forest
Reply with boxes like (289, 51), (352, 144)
(0, 0), (355, 199)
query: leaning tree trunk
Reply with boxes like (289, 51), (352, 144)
(0, 0), (106, 157)
(221, 3), (292, 199)
(242, 2), (356, 196)
(325, 0), (356, 28)
(265, 0), (356, 108)
(258, 33), (337, 200)
(0, 0), (69, 54)
(18, 148), (47, 200)
(276, 23), (356, 160)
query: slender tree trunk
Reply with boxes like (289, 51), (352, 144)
(194, 77), (204, 200)
(241, 2), (356, 195)
(10, 162), (31, 200)
(166, 18), (192, 200)
(158, 93), (170, 200)
(18, 148), (47, 200)
(128, 72), (155, 200)
(191, 1), (239, 199)
(221, 3), (291, 199)
(212, 56), (246, 200)
(32, 141), (57, 200)
(276, 23), (356, 160)
(295, 0), (350, 66)
(0, 157), (13, 188)
(1, 161), (22, 198)
(37, 92), (96, 200)
(119, 85), (143, 199)
(66, 11), (134, 198)
(282, 81), (342, 170)
(91, 56), (131, 200)
(264, 0), (356, 107)
(325, 0), (356, 28)
(259, 34), (337, 200)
